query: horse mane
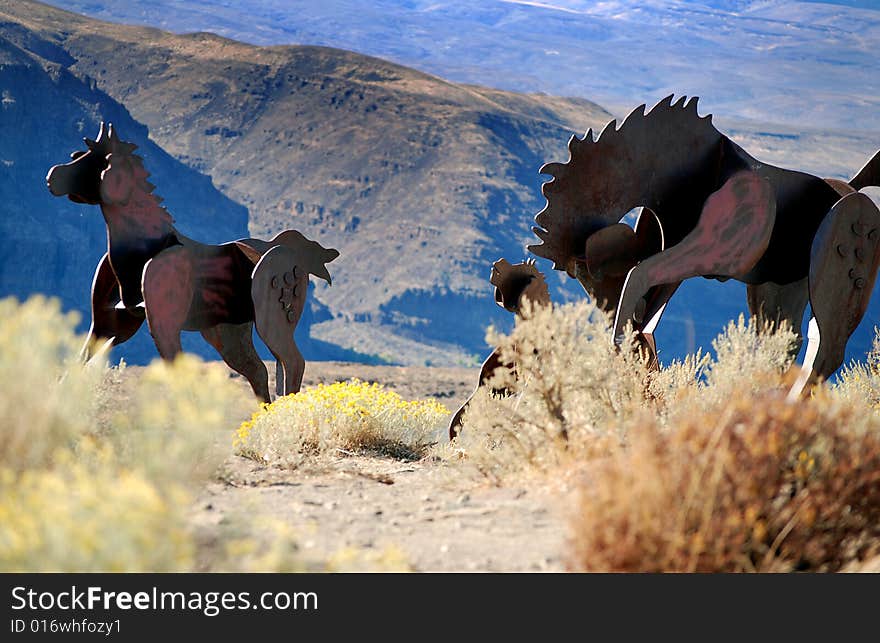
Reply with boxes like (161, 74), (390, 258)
(105, 131), (175, 230)
(528, 95), (722, 272)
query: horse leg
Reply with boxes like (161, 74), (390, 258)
(202, 322), (271, 403)
(82, 253), (145, 360)
(142, 246), (194, 360)
(614, 171), (776, 341)
(626, 281), (681, 369)
(746, 278), (809, 357)
(449, 347), (513, 440)
(251, 245), (308, 396)
(788, 193), (880, 399)
(272, 340), (306, 397)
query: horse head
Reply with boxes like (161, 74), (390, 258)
(47, 122), (138, 206)
(491, 258), (550, 314)
(527, 96), (721, 308)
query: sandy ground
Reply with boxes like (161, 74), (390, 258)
(188, 361), (570, 572)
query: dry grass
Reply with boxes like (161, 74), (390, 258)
(235, 379), (450, 468)
(568, 389), (880, 572)
(5, 293), (879, 573)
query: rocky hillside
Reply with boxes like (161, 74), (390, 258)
(1, 0), (611, 365)
(0, 26), (258, 362)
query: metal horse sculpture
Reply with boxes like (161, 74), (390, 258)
(448, 258), (550, 439)
(46, 122), (339, 402)
(529, 95), (880, 396)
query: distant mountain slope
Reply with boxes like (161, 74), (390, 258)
(36, 0), (880, 132)
(2, 0), (615, 365)
(0, 26), (349, 364)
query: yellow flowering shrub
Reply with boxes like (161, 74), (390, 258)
(235, 379), (449, 467)
(0, 296), (250, 572)
(98, 353), (251, 489)
(213, 517), (305, 573)
(0, 445), (192, 572)
(0, 296), (102, 472)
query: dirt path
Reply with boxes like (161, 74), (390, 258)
(190, 362), (570, 572)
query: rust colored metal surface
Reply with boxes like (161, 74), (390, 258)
(746, 277), (810, 356)
(47, 122), (338, 402)
(789, 192), (880, 398)
(612, 170), (776, 341)
(81, 252), (145, 361)
(528, 95), (880, 395)
(251, 246), (309, 397)
(449, 259), (550, 439)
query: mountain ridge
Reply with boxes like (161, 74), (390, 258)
(35, 0), (880, 132)
(2, 0), (615, 364)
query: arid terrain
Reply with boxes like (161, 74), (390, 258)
(191, 361), (568, 572)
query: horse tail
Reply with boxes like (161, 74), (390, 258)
(271, 230), (340, 285)
(851, 148), (880, 190)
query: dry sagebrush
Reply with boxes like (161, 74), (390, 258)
(568, 390), (880, 572)
(0, 296), (103, 472)
(452, 299), (879, 571)
(452, 303), (798, 480)
(451, 301), (651, 479)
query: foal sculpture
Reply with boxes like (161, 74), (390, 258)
(528, 95), (880, 396)
(448, 259), (550, 439)
(47, 122), (339, 402)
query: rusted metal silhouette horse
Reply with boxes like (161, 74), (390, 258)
(448, 258), (550, 439)
(529, 95), (880, 397)
(46, 122), (339, 402)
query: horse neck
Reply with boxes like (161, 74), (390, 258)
(595, 111), (724, 217)
(101, 188), (177, 249)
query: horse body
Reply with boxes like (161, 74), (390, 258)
(529, 95), (880, 394)
(47, 122), (339, 402)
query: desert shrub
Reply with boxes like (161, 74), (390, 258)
(96, 354), (251, 489)
(0, 296), (250, 572)
(209, 516), (306, 573)
(568, 390), (880, 572)
(201, 513), (411, 572)
(452, 304), (798, 480)
(833, 327), (880, 408)
(235, 379), (449, 468)
(647, 314), (798, 422)
(451, 301), (651, 479)
(0, 296), (102, 472)
(0, 444), (192, 572)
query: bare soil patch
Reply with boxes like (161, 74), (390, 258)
(184, 361), (569, 572)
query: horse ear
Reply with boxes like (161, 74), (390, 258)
(99, 153), (133, 206)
